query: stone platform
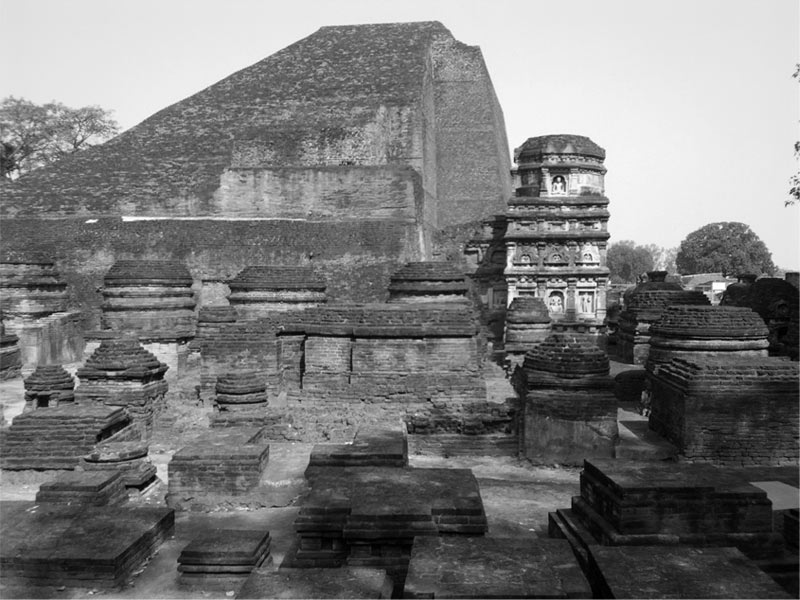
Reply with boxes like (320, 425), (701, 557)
(237, 567), (393, 599)
(167, 428), (270, 510)
(288, 466), (487, 589)
(35, 471), (128, 506)
(0, 501), (174, 589)
(307, 426), (408, 472)
(178, 528), (272, 588)
(549, 459), (784, 563)
(403, 536), (591, 599)
(587, 545), (790, 599)
(0, 405), (133, 470)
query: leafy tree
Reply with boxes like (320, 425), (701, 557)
(675, 222), (775, 276)
(607, 240), (655, 284)
(0, 96), (119, 180)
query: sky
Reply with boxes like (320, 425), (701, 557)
(2, 0), (799, 269)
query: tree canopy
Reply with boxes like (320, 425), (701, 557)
(675, 222), (775, 276)
(0, 96), (120, 180)
(790, 65), (800, 206)
(606, 240), (655, 283)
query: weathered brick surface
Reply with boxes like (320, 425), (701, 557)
(0, 323), (22, 380)
(1, 22), (510, 321)
(100, 260), (196, 341)
(555, 459), (785, 561)
(167, 428), (269, 509)
(0, 405), (132, 470)
(517, 333), (617, 464)
(35, 471), (128, 507)
(23, 364), (75, 410)
(648, 357), (799, 466)
(0, 503), (174, 590)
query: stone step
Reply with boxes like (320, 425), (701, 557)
(616, 419), (678, 461)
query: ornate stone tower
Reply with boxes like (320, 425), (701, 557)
(503, 134), (610, 337)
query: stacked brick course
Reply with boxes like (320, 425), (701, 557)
(273, 303), (498, 444)
(177, 529), (272, 587)
(549, 459), (784, 562)
(645, 305), (769, 373)
(35, 471), (128, 506)
(210, 372), (270, 428)
(0, 503), (174, 590)
(0, 320), (22, 380)
(100, 260), (196, 341)
(0, 405), (132, 469)
(648, 356), (799, 465)
(386, 261), (469, 303)
(515, 333), (617, 464)
(1, 22), (510, 318)
(75, 338), (169, 438)
(503, 295), (551, 354)
(227, 265), (327, 318)
(617, 271), (710, 365)
(167, 428), (270, 510)
(0, 255), (84, 367)
(23, 364), (75, 410)
(81, 439), (158, 491)
(288, 466), (487, 590)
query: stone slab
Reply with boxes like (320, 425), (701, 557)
(403, 536), (591, 599)
(237, 567), (393, 599)
(0, 501), (174, 589)
(308, 426), (408, 470)
(587, 545), (791, 599)
(751, 481), (800, 511)
(179, 529), (271, 566)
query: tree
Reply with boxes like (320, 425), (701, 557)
(675, 222), (775, 276)
(607, 240), (655, 284)
(642, 244), (678, 273)
(0, 96), (119, 179)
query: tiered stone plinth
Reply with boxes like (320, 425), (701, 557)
(0, 321), (22, 380)
(503, 296), (551, 355)
(0, 256), (84, 367)
(167, 428), (270, 510)
(23, 364), (75, 410)
(645, 305), (769, 374)
(238, 567), (393, 599)
(0, 405), (133, 469)
(178, 529), (272, 588)
(648, 357), (799, 465)
(549, 459), (784, 564)
(81, 440), (158, 491)
(35, 471), (128, 506)
(307, 426), (408, 472)
(75, 338), (169, 438)
(617, 271), (710, 365)
(721, 277), (799, 360)
(0, 502), (174, 590)
(210, 371), (269, 428)
(587, 545), (790, 599)
(515, 333), (617, 465)
(288, 467), (487, 589)
(387, 261), (469, 303)
(0, 256), (70, 317)
(101, 260), (196, 341)
(404, 536), (590, 599)
(227, 265), (327, 319)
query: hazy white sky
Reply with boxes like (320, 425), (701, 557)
(2, 0), (798, 269)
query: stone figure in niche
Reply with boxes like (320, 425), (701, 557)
(579, 292), (594, 313)
(551, 176), (566, 194)
(520, 254), (531, 264)
(548, 292), (564, 313)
